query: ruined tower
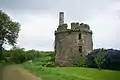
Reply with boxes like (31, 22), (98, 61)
(54, 12), (93, 66)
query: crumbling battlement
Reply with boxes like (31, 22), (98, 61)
(55, 12), (93, 66)
(55, 22), (92, 34)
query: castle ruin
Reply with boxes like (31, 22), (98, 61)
(54, 12), (93, 66)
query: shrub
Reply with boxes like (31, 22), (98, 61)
(44, 62), (55, 67)
(1, 48), (55, 65)
(93, 49), (106, 69)
(75, 55), (87, 67)
(2, 48), (26, 63)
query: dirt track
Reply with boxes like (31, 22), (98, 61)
(0, 65), (42, 80)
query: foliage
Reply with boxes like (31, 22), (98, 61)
(23, 62), (120, 80)
(87, 48), (120, 70)
(93, 49), (106, 69)
(0, 10), (20, 49)
(86, 48), (106, 68)
(75, 55), (87, 67)
(1, 47), (55, 65)
(0, 61), (9, 67)
(32, 52), (55, 67)
(1, 46), (120, 71)
(44, 62), (55, 67)
(101, 49), (120, 70)
(0, 10), (20, 60)
(25, 49), (41, 60)
(2, 48), (26, 63)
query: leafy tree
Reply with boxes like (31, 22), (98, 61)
(101, 49), (120, 70)
(94, 49), (106, 69)
(75, 55), (87, 67)
(0, 10), (20, 60)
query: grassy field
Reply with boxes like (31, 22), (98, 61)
(22, 63), (120, 80)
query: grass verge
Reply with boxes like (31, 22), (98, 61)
(22, 62), (120, 80)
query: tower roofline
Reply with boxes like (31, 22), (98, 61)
(55, 22), (92, 34)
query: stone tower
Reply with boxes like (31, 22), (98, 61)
(54, 12), (93, 66)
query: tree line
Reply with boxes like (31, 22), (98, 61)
(86, 48), (120, 70)
(0, 10), (120, 70)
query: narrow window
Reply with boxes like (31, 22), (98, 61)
(79, 34), (81, 39)
(79, 46), (82, 53)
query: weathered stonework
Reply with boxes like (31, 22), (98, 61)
(54, 22), (93, 66)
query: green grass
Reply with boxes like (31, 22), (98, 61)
(0, 62), (9, 67)
(22, 63), (120, 80)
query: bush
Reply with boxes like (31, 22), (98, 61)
(86, 48), (107, 68)
(1, 48), (55, 65)
(93, 49), (106, 69)
(86, 48), (120, 70)
(44, 62), (55, 67)
(75, 55), (87, 67)
(2, 48), (26, 63)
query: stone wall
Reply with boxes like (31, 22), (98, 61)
(54, 22), (93, 66)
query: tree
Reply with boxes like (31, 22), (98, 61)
(75, 55), (87, 67)
(94, 49), (106, 69)
(0, 10), (20, 60)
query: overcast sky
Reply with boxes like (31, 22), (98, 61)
(0, 0), (120, 51)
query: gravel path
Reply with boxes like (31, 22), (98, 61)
(0, 65), (42, 80)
